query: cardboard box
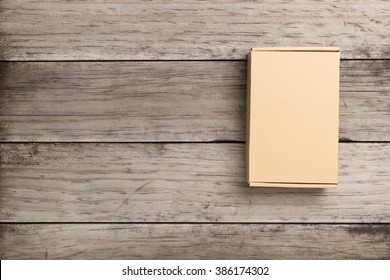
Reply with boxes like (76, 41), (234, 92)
(247, 47), (340, 188)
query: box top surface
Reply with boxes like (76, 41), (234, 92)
(251, 47), (339, 52)
(248, 49), (340, 185)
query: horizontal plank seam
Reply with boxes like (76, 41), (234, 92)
(1, 58), (390, 63)
(0, 140), (246, 144)
(0, 141), (389, 144)
(1, 222), (390, 225)
(5, 59), (247, 63)
(339, 140), (390, 144)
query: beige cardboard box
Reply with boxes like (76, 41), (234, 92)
(247, 47), (340, 188)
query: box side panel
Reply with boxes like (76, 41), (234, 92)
(246, 51), (252, 184)
(249, 182), (337, 188)
(335, 52), (340, 184)
(251, 47), (340, 52)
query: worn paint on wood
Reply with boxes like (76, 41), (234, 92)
(1, 61), (389, 142)
(1, 0), (390, 60)
(0, 143), (389, 223)
(1, 224), (389, 259)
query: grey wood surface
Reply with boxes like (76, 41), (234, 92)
(1, 0), (390, 260)
(1, 143), (389, 223)
(1, 224), (389, 259)
(1, 60), (389, 142)
(1, 0), (390, 60)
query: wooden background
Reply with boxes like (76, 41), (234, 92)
(0, 0), (389, 259)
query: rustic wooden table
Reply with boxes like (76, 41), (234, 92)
(0, 0), (389, 259)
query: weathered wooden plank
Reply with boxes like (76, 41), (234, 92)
(1, 0), (389, 60)
(1, 224), (389, 259)
(0, 143), (389, 222)
(1, 60), (389, 142)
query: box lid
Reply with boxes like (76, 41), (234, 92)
(247, 48), (340, 186)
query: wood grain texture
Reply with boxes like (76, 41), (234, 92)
(1, 0), (389, 261)
(1, 60), (389, 142)
(1, 143), (389, 223)
(1, 0), (390, 60)
(1, 224), (389, 259)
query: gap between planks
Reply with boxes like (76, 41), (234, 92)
(1, 222), (390, 225)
